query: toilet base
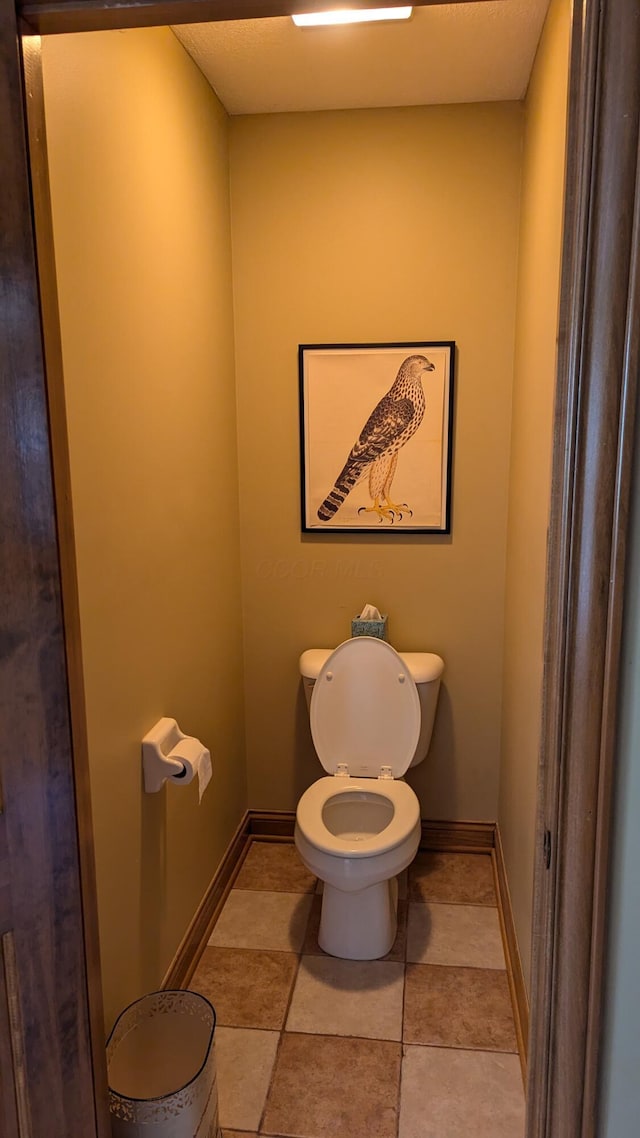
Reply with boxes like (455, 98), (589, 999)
(319, 876), (399, 960)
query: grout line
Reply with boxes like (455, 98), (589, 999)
(397, 913), (408, 1137)
(405, 961), (507, 972)
(257, 1027), (285, 1134)
(404, 960), (509, 973)
(228, 887), (316, 895)
(400, 1040), (522, 1058)
(281, 938), (307, 1031)
(227, 886), (318, 894)
(208, 847), (523, 1135)
(280, 1026), (404, 1045)
(407, 897), (499, 907)
(219, 1024), (518, 1056)
(255, 879), (314, 1133)
(274, 1030), (403, 1046)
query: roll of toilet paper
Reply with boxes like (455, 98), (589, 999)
(166, 736), (212, 803)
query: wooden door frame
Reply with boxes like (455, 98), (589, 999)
(2, 0), (639, 1134)
(527, 1), (640, 1134)
(0, 0), (109, 1132)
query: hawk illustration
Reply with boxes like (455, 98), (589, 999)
(317, 354), (435, 523)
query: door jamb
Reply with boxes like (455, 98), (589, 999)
(527, 1), (640, 1135)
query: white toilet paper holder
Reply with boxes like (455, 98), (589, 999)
(142, 717), (193, 793)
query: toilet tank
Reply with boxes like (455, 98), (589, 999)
(299, 647), (444, 768)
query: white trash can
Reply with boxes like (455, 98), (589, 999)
(107, 990), (220, 1138)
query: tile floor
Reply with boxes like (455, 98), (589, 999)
(190, 841), (525, 1138)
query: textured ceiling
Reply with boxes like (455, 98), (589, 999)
(173, 1), (551, 116)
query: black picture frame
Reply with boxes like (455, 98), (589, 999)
(299, 341), (455, 534)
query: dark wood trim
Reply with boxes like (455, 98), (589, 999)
(247, 810), (296, 838)
(528, 2), (640, 1137)
(20, 35), (110, 1136)
(18, 0), (492, 36)
(161, 812), (307, 988)
(245, 810), (496, 851)
(162, 811), (500, 987)
(493, 826), (529, 1086)
(0, 1), (107, 1132)
(162, 812), (253, 990)
(0, 933), (29, 1138)
(420, 818), (495, 852)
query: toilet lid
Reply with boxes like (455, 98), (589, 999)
(310, 637), (421, 778)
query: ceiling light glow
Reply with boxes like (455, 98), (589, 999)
(292, 7), (413, 28)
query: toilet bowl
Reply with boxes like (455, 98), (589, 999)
(295, 636), (443, 960)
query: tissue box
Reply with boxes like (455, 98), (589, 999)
(351, 614), (388, 641)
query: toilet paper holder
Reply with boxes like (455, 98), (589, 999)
(142, 717), (194, 793)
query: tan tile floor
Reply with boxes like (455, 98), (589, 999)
(191, 841), (525, 1138)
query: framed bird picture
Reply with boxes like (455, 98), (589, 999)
(299, 341), (455, 533)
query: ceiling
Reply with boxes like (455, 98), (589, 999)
(173, 1), (551, 116)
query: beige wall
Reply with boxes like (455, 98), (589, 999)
(42, 20), (569, 1025)
(43, 28), (247, 1031)
(229, 105), (523, 819)
(499, 0), (571, 990)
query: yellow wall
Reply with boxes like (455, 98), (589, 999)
(42, 18), (570, 1025)
(229, 105), (523, 819)
(499, 0), (571, 990)
(42, 28), (247, 1031)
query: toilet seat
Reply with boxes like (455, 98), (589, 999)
(296, 775), (420, 858)
(295, 637), (436, 959)
(310, 637), (421, 779)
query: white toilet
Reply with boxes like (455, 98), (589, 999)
(295, 636), (444, 960)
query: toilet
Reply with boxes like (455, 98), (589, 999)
(295, 636), (444, 960)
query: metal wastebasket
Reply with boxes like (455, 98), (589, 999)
(107, 990), (220, 1138)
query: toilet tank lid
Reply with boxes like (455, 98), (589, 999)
(299, 647), (444, 683)
(400, 652), (445, 684)
(299, 649), (333, 679)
